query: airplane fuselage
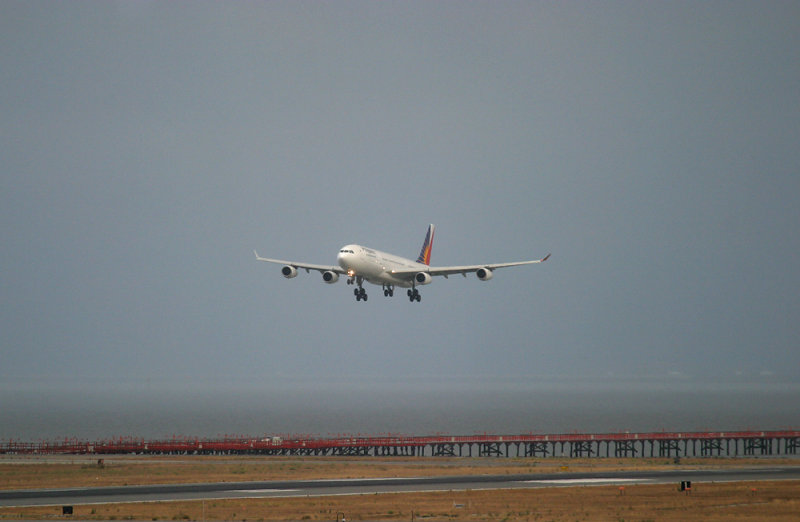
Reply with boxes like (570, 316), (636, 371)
(337, 244), (427, 288)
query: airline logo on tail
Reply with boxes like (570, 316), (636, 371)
(416, 224), (435, 265)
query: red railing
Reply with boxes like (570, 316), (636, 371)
(2, 430), (798, 455)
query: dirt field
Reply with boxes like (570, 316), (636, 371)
(2, 454), (796, 489)
(1, 455), (798, 520)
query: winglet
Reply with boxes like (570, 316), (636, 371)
(542, 253), (551, 262)
(416, 224), (435, 265)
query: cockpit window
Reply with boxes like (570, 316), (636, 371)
(339, 249), (355, 254)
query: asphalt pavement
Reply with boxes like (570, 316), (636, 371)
(2, 466), (799, 507)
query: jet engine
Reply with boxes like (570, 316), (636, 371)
(322, 271), (339, 284)
(415, 272), (433, 285)
(281, 265), (298, 278)
(476, 267), (494, 281)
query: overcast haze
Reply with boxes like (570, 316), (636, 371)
(2, 0), (799, 420)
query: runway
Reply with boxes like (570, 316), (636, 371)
(2, 467), (799, 507)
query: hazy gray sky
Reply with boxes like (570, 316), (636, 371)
(2, 1), (799, 393)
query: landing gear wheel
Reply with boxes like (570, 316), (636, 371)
(355, 287), (367, 302)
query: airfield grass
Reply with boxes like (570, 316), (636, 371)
(1, 456), (799, 520)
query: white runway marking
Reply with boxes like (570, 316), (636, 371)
(233, 489), (299, 493)
(527, 478), (646, 484)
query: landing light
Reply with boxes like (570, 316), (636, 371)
(347, 269), (355, 276)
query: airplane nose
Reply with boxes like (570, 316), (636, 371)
(337, 250), (348, 268)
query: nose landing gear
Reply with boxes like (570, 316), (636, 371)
(383, 284), (394, 297)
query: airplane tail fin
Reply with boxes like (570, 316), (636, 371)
(416, 224), (435, 265)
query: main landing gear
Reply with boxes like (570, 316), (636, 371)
(348, 276), (367, 302)
(354, 287), (367, 301)
(348, 277), (420, 303)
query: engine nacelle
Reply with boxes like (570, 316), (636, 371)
(322, 271), (339, 284)
(415, 272), (433, 285)
(281, 265), (298, 279)
(476, 267), (494, 281)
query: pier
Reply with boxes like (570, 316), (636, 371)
(3, 430), (799, 458)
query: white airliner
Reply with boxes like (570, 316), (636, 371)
(254, 225), (550, 302)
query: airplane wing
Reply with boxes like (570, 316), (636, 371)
(253, 251), (346, 274)
(390, 254), (551, 279)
